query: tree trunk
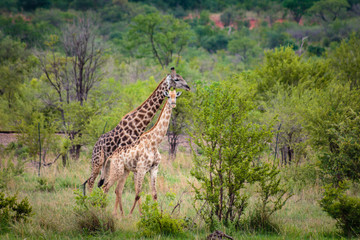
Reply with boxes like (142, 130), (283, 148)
(167, 132), (178, 160)
(69, 144), (81, 160)
(62, 153), (68, 167)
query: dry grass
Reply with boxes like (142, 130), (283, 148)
(0, 150), (341, 239)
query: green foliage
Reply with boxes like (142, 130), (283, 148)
(167, 90), (194, 158)
(137, 194), (184, 237)
(18, 0), (51, 11)
(320, 181), (360, 236)
(73, 188), (114, 234)
(73, 188), (108, 211)
(253, 163), (292, 231)
(283, 0), (318, 22)
(256, 47), (333, 98)
(0, 35), (31, 112)
(0, 148), (26, 189)
(307, 45), (325, 56)
(329, 33), (360, 89)
(36, 177), (55, 192)
(16, 111), (59, 159)
(228, 33), (260, 64)
(127, 12), (192, 68)
(0, 191), (32, 232)
(266, 28), (299, 50)
(189, 80), (273, 229)
(199, 30), (229, 53)
(319, 110), (360, 184)
(308, 0), (350, 22)
(0, 15), (46, 47)
(303, 81), (360, 184)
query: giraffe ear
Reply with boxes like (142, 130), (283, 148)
(163, 91), (169, 97)
(176, 91), (182, 98)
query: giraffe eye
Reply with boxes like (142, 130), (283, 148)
(174, 78), (179, 82)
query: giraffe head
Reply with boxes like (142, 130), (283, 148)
(163, 90), (182, 108)
(166, 67), (190, 91)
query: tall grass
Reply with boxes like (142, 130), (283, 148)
(0, 150), (342, 239)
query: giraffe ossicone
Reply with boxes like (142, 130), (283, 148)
(100, 90), (182, 217)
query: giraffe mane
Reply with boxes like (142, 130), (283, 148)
(124, 76), (167, 116)
(142, 99), (169, 136)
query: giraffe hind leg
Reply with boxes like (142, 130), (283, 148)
(129, 170), (145, 215)
(113, 170), (130, 217)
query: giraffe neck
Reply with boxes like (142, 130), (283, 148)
(110, 77), (170, 145)
(144, 99), (172, 146)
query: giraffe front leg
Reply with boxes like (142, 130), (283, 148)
(88, 148), (105, 191)
(113, 170), (130, 217)
(150, 165), (159, 201)
(102, 159), (123, 194)
(129, 170), (146, 215)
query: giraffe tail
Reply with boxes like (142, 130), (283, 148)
(81, 179), (88, 196)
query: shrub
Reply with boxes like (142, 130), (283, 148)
(307, 45), (325, 56)
(137, 194), (184, 237)
(0, 191), (32, 232)
(189, 81), (273, 229)
(73, 188), (114, 234)
(320, 181), (360, 237)
(246, 163), (292, 233)
(0, 156), (24, 189)
(36, 177), (55, 192)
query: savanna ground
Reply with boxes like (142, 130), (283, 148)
(1, 148), (348, 240)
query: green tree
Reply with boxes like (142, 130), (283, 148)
(255, 47), (333, 165)
(329, 33), (360, 90)
(128, 13), (192, 68)
(308, 0), (350, 22)
(167, 90), (193, 159)
(303, 82), (360, 184)
(0, 35), (30, 110)
(283, 0), (318, 23)
(228, 34), (260, 64)
(189, 81), (273, 228)
(0, 0), (17, 11)
(17, 0), (51, 11)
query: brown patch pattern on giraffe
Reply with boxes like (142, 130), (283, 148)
(83, 68), (190, 193)
(101, 90), (182, 217)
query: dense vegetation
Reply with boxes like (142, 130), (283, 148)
(1, 0), (360, 238)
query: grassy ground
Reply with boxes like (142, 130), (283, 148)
(0, 151), (342, 239)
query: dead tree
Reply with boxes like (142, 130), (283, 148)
(38, 12), (105, 160)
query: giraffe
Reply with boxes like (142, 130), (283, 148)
(100, 90), (182, 217)
(82, 68), (190, 193)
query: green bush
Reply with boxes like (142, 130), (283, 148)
(189, 81), (273, 229)
(137, 194), (184, 237)
(73, 188), (114, 234)
(36, 177), (55, 192)
(320, 181), (360, 237)
(0, 156), (24, 189)
(0, 191), (32, 232)
(246, 163), (292, 233)
(307, 45), (325, 56)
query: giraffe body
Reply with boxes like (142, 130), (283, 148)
(101, 90), (181, 216)
(83, 68), (189, 192)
